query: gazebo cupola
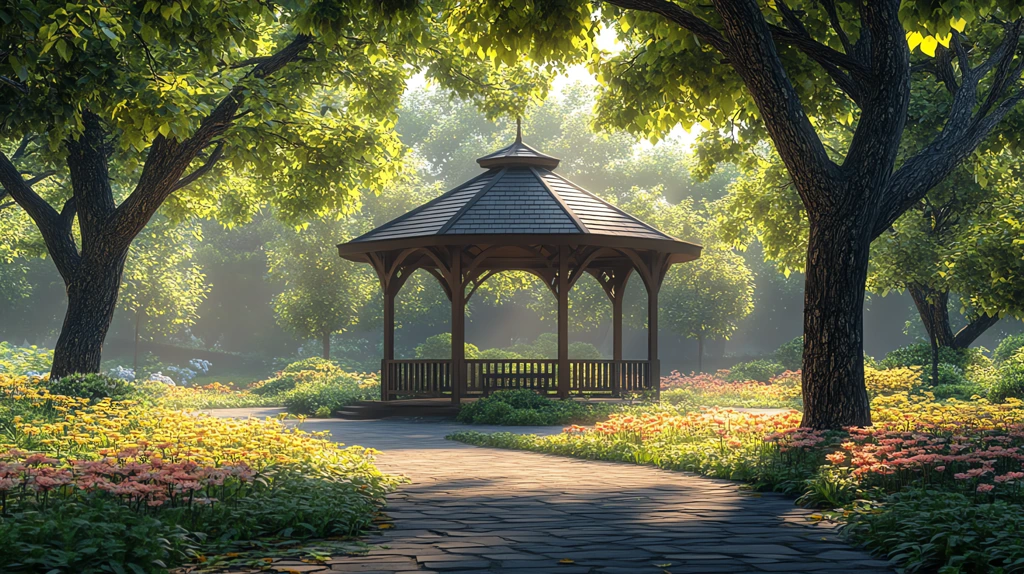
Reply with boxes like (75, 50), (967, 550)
(338, 125), (701, 403)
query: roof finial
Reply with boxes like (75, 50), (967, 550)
(515, 116), (522, 143)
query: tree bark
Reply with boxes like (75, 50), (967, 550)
(908, 283), (999, 350)
(321, 329), (331, 360)
(800, 212), (873, 429)
(908, 284), (955, 347)
(50, 250), (129, 379)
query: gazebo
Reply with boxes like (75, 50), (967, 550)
(338, 126), (701, 403)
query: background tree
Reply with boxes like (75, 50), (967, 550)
(446, 1), (1024, 427)
(118, 215), (208, 373)
(0, 0), (545, 377)
(268, 219), (375, 360)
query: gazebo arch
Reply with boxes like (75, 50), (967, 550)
(338, 125), (701, 403)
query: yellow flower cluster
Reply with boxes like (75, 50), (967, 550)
(872, 391), (1024, 432)
(864, 365), (922, 398)
(0, 374), (377, 473)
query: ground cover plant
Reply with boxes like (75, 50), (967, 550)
(450, 380), (1024, 572)
(0, 373), (398, 573)
(660, 370), (803, 409)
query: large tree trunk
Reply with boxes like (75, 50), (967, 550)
(50, 251), (129, 379)
(800, 213), (873, 429)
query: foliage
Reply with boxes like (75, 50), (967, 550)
(843, 490), (1024, 574)
(881, 343), (978, 371)
(146, 382), (277, 410)
(723, 360), (784, 383)
(119, 215), (209, 344)
(267, 219), (375, 358)
(279, 371), (379, 417)
(0, 373), (398, 572)
(414, 333), (480, 360)
(47, 373), (139, 402)
(456, 389), (621, 426)
(994, 334), (1024, 365)
(990, 351), (1024, 403)
(0, 343), (51, 376)
(660, 370), (802, 409)
(775, 336), (803, 371)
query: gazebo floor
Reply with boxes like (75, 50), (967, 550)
(335, 397), (638, 420)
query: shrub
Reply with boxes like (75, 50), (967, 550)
(880, 342), (978, 371)
(994, 333), (1024, 365)
(456, 389), (619, 426)
(415, 333), (480, 359)
(843, 490), (1024, 574)
(280, 371), (379, 415)
(476, 348), (523, 360)
(931, 382), (986, 401)
(47, 373), (138, 401)
(774, 336), (803, 371)
(282, 356), (341, 374)
(0, 342), (52, 376)
(660, 370), (802, 409)
(990, 351), (1024, 403)
(723, 360), (784, 382)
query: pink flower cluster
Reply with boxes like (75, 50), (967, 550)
(0, 449), (256, 511)
(824, 425), (1024, 496)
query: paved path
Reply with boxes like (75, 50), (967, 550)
(211, 411), (891, 574)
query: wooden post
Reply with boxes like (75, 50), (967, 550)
(558, 245), (569, 399)
(382, 281), (395, 402)
(450, 247), (464, 405)
(612, 280), (624, 397)
(647, 266), (661, 401)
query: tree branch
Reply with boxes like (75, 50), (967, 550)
(112, 34), (314, 247)
(0, 74), (29, 94)
(819, 0), (853, 55)
(602, 0), (731, 52)
(709, 0), (838, 205)
(168, 141), (225, 193)
(0, 149), (80, 280)
(953, 313), (1000, 349)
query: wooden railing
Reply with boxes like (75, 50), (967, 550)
(383, 358), (654, 399)
(383, 359), (451, 399)
(466, 359), (559, 396)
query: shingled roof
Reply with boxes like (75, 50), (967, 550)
(349, 131), (675, 244)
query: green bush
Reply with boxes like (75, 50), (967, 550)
(931, 382), (987, 401)
(724, 360), (784, 382)
(281, 356), (341, 373)
(774, 336), (803, 371)
(476, 348), (523, 360)
(0, 342), (52, 376)
(994, 333), (1024, 365)
(415, 333), (480, 359)
(47, 373), (138, 401)
(989, 352), (1024, 403)
(280, 371), (379, 415)
(456, 389), (619, 426)
(843, 490), (1024, 574)
(881, 343), (976, 371)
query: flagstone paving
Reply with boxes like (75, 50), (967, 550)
(211, 411), (892, 574)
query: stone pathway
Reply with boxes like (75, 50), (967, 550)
(211, 411), (892, 574)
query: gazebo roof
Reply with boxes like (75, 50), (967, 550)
(343, 132), (688, 251)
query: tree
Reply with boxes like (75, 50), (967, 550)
(268, 219), (375, 360)
(118, 215), (208, 373)
(0, 0), (544, 378)
(447, 1), (1024, 427)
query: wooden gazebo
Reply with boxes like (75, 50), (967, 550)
(338, 126), (701, 403)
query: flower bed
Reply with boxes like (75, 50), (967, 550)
(450, 393), (1024, 572)
(660, 370), (803, 409)
(0, 374), (398, 573)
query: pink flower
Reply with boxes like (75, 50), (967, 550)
(977, 483), (994, 493)
(825, 453), (846, 465)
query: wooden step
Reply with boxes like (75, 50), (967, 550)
(334, 400), (461, 420)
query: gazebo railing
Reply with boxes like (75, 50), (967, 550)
(382, 358), (654, 399)
(382, 359), (452, 398)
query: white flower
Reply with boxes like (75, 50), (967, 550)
(148, 372), (176, 386)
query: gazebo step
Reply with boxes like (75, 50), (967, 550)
(334, 399), (462, 420)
